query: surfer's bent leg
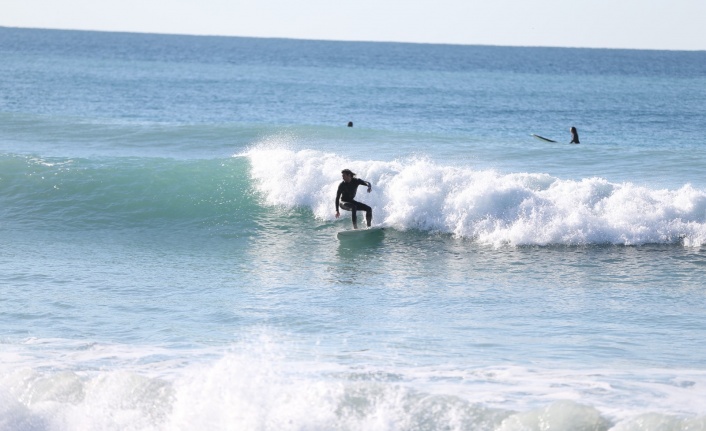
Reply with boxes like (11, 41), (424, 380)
(343, 200), (372, 228)
(361, 203), (372, 227)
(340, 201), (358, 229)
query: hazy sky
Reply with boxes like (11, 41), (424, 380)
(2, 0), (705, 51)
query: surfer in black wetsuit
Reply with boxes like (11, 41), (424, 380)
(570, 127), (580, 144)
(335, 169), (372, 229)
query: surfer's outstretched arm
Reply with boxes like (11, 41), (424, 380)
(335, 183), (343, 218)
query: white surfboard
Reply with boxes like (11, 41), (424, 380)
(531, 134), (557, 143)
(337, 226), (385, 240)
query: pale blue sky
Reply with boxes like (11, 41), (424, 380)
(2, 0), (705, 51)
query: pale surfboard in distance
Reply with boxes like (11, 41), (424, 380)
(531, 134), (557, 143)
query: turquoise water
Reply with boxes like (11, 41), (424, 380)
(1, 27), (706, 430)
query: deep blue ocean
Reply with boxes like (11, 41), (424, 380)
(1, 27), (706, 430)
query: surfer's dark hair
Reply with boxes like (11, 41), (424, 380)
(341, 169), (356, 177)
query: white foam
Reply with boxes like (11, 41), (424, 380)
(2, 336), (706, 430)
(246, 146), (706, 246)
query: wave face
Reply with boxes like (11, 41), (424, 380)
(0, 154), (254, 231)
(4, 144), (706, 246)
(247, 146), (706, 246)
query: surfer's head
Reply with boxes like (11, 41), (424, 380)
(341, 169), (356, 182)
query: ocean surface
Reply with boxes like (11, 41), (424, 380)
(1, 27), (706, 430)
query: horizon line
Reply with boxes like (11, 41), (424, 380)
(3, 25), (705, 53)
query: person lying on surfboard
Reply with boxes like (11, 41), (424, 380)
(335, 169), (372, 229)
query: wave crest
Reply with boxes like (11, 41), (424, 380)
(246, 147), (706, 246)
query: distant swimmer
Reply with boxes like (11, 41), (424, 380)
(335, 169), (372, 229)
(347, 121), (354, 127)
(570, 126), (580, 144)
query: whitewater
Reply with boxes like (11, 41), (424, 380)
(247, 146), (706, 247)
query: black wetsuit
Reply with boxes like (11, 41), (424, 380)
(570, 130), (580, 144)
(336, 178), (372, 228)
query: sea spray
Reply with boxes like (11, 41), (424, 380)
(3, 336), (706, 430)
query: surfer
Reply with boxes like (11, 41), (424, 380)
(570, 127), (580, 144)
(335, 169), (372, 229)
